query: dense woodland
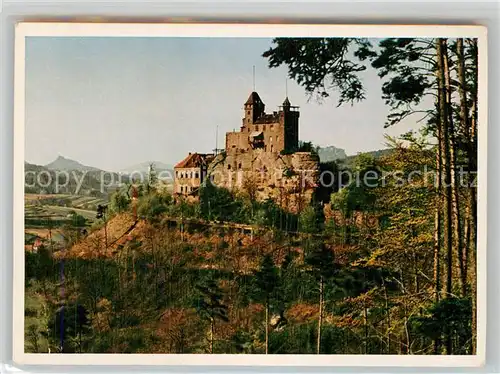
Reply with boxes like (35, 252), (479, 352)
(25, 37), (478, 355)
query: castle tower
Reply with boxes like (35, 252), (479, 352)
(243, 91), (265, 126)
(280, 96), (300, 152)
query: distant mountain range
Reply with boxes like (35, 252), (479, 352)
(24, 161), (109, 196)
(25, 157), (132, 196)
(316, 145), (393, 164)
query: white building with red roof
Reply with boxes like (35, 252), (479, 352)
(174, 152), (214, 196)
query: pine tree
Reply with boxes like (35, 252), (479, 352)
(194, 274), (229, 353)
(248, 254), (279, 354)
(304, 240), (338, 354)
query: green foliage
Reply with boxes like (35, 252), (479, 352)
(48, 303), (90, 353)
(304, 241), (338, 282)
(262, 38), (373, 106)
(410, 298), (472, 354)
(137, 193), (171, 223)
(110, 190), (130, 214)
(298, 204), (324, 234)
(198, 184), (298, 231)
(297, 141), (319, 154)
(199, 183), (240, 222)
(193, 273), (229, 324)
(330, 154), (380, 216)
(247, 255), (280, 310)
(369, 39), (431, 124)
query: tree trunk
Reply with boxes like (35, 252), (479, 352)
(433, 201), (442, 354)
(104, 219), (108, 250)
(400, 270), (411, 354)
(456, 38), (471, 297)
(364, 300), (369, 354)
(444, 39), (465, 298)
(437, 37), (454, 355)
(433, 104), (443, 306)
(265, 300), (269, 354)
(210, 317), (214, 354)
(468, 37), (479, 355)
(317, 276), (324, 354)
(382, 278), (391, 354)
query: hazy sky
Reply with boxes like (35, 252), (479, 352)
(25, 37), (420, 171)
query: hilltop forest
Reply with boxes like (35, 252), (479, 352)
(25, 37), (478, 355)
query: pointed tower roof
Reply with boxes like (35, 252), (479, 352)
(282, 97), (291, 106)
(245, 91), (264, 106)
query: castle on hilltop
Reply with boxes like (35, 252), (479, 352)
(225, 91), (300, 155)
(174, 91), (319, 213)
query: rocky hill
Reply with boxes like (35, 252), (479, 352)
(44, 155), (101, 172)
(317, 146), (347, 163)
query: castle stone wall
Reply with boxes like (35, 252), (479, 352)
(208, 150), (320, 213)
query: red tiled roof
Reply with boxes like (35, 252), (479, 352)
(175, 153), (214, 169)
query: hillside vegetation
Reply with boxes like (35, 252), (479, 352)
(25, 148), (473, 355)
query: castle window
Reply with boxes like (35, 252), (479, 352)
(247, 111), (250, 115)
(263, 125), (266, 131)
(180, 186), (184, 193)
(256, 125), (259, 131)
(247, 119), (250, 123)
(195, 172), (199, 179)
(271, 145), (274, 152)
(228, 164), (231, 170)
(270, 136), (273, 142)
(238, 163), (242, 169)
(276, 136), (279, 142)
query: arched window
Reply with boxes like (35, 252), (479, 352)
(228, 164), (231, 170)
(238, 163), (242, 169)
(195, 172), (199, 179)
